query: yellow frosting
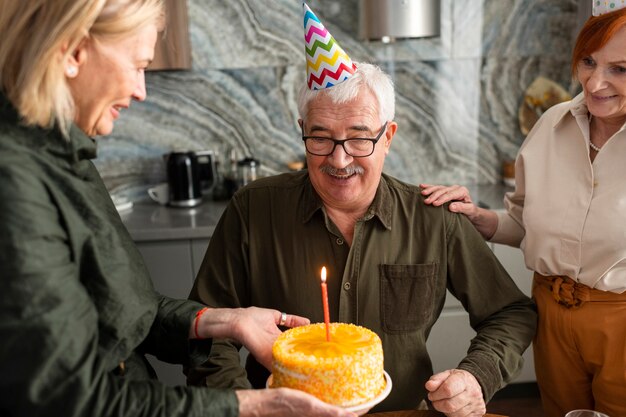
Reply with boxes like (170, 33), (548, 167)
(271, 323), (385, 407)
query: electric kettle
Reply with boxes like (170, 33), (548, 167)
(165, 151), (202, 207)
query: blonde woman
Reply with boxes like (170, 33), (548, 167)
(0, 1), (354, 416)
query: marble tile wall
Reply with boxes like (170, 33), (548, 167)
(98, 0), (581, 200)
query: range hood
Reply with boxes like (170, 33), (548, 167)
(359, 0), (440, 43)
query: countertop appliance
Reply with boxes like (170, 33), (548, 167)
(165, 151), (203, 207)
(163, 150), (216, 208)
(237, 157), (260, 188)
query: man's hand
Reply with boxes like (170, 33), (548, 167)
(425, 369), (486, 417)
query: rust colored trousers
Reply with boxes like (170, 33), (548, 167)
(533, 273), (626, 417)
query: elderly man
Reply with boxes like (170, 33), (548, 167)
(189, 61), (536, 415)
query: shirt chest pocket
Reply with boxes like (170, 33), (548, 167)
(379, 263), (438, 333)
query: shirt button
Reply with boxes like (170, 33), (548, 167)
(593, 181), (598, 187)
(336, 238), (344, 245)
(343, 282), (351, 290)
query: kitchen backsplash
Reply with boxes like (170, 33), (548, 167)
(97, 0), (580, 201)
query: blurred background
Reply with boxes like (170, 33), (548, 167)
(99, 0), (587, 202)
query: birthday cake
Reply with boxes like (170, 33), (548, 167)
(270, 322), (385, 407)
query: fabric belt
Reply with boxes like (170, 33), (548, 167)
(534, 272), (626, 309)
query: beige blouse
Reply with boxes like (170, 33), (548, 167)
(492, 93), (626, 293)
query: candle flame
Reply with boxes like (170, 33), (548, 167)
(321, 266), (326, 283)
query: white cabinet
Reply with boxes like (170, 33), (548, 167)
(191, 239), (210, 277)
(426, 242), (536, 383)
(137, 239), (211, 295)
(491, 243), (535, 383)
(137, 239), (210, 386)
(137, 241), (195, 299)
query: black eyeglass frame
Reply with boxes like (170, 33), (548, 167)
(301, 123), (388, 158)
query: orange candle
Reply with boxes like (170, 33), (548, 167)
(321, 266), (331, 341)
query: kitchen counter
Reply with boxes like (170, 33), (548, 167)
(120, 184), (511, 242)
(119, 199), (229, 242)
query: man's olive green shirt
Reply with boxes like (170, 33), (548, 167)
(190, 171), (537, 411)
(0, 95), (238, 417)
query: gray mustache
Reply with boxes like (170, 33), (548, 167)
(319, 165), (364, 176)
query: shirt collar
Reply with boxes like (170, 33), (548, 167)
(300, 172), (393, 230)
(0, 92), (97, 162)
(568, 92), (589, 117)
(300, 178), (323, 223)
(550, 92), (586, 129)
(554, 91), (626, 134)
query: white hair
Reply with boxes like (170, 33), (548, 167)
(297, 62), (395, 125)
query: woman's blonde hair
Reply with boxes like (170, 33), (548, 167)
(0, 0), (164, 135)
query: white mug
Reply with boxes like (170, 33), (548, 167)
(147, 183), (169, 205)
(565, 410), (610, 417)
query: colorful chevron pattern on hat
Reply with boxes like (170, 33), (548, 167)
(303, 3), (356, 90)
(593, 0), (626, 16)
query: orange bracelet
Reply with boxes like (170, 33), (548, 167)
(194, 307), (209, 339)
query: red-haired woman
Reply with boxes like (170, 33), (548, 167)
(421, 7), (626, 417)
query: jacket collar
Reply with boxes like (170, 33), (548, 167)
(0, 92), (20, 125)
(0, 92), (97, 162)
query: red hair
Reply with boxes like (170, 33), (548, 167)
(571, 8), (626, 78)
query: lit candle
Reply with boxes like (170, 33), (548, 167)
(321, 266), (331, 341)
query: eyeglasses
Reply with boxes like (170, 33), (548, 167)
(302, 123), (387, 157)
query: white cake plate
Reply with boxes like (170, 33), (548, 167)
(266, 370), (392, 416)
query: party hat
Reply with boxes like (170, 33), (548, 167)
(303, 3), (357, 90)
(592, 0), (626, 16)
